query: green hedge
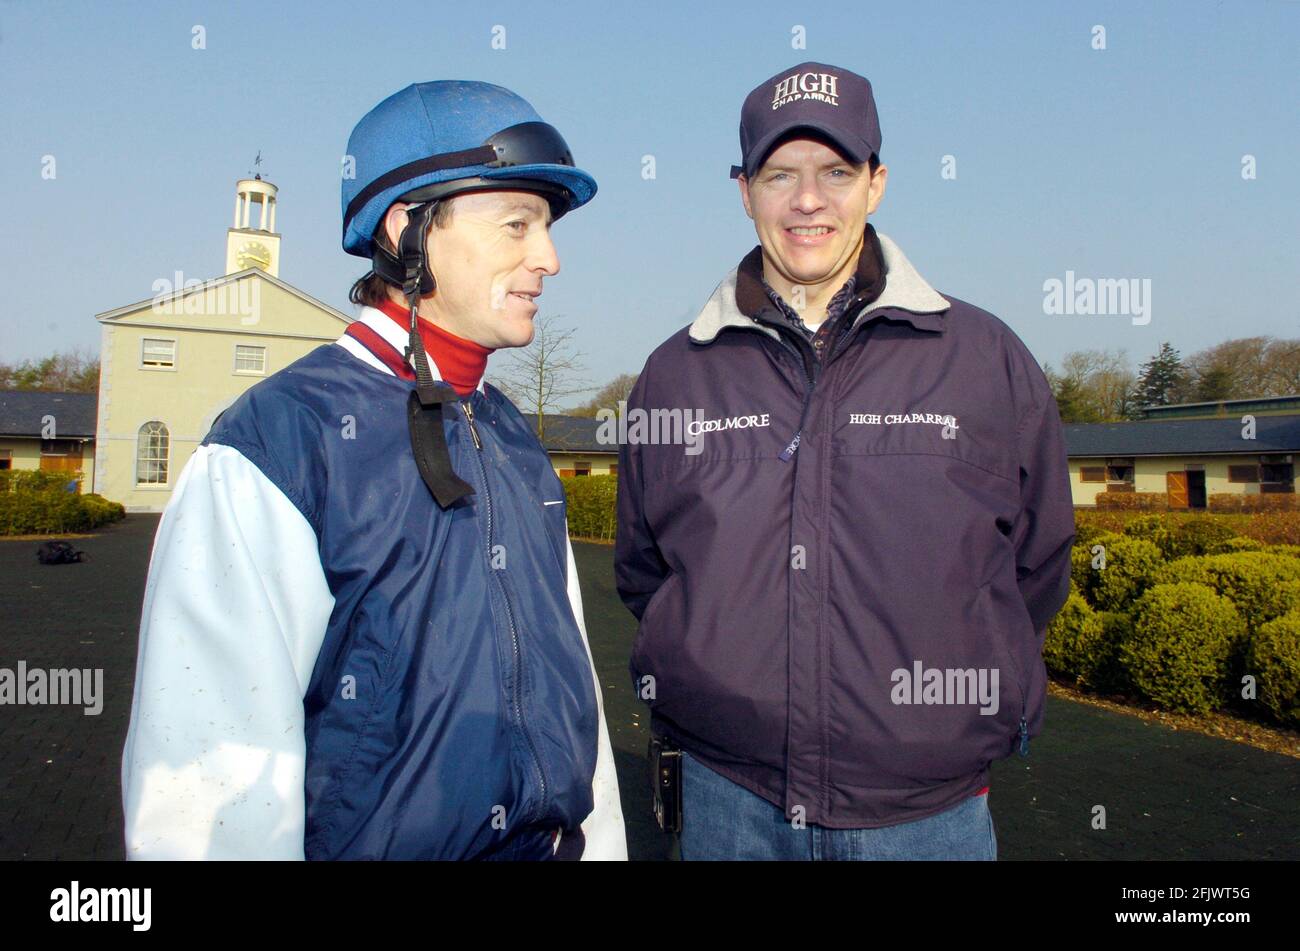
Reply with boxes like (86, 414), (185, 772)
(559, 474), (617, 541)
(1044, 596), (1134, 694)
(0, 470), (126, 535)
(1070, 531), (1120, 605)
(1043, 593), (1105, 685)
(1070, 533), (1164, 612)
(1247, 611), (1300, 727)
(1121, 514), (1175, 558)
(1071, 520), (1115, 551)
(1122, 582), (1246, 714)
(1122, 515), (1250, 560)
(1151, 551), (1300, 634)
(1051, 515), (1300, 725)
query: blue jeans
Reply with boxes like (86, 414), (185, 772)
(679, 751), (997, 861)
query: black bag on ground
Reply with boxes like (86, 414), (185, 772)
(36, 541), (88, 565)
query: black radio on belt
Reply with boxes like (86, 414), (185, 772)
(649, 734), (682, 833)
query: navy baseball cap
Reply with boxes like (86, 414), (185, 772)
(730, 62), (882, 179)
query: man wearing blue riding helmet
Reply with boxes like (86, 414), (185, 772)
(122, 81), (626, 861)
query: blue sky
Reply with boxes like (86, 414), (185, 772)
(2, 0), (1297, 399)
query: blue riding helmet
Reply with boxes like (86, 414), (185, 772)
(341, 80), (597, 259)
(338, 80), (597, 512)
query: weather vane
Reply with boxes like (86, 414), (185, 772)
(250, 151), (264, 180)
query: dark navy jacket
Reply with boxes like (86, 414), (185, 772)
(616, 231), (1076, 829)
(198, 323), (600, 859)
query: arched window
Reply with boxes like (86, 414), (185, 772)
(136, 421), (169, 485)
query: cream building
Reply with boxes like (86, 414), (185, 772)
(0, 391), (97, 485)
(1064, 414), (1298, 509)
(93, 177), (350, 512)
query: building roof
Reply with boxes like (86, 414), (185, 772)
(537, 414), (616, 454)
(1065, 413), (1300, 458)
(1140, 394), (1300, 419)
(94, 267), (352, 328)
(0, 390), (98, 438)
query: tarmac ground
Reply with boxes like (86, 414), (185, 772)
(1, 514), (1296, 860)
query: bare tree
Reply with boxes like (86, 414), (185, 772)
(1181, 336), (1300, 401)
(0, 346), (100, 392)
(1046, 349), (1135, 421)
(1183, 337), (1274, 400)
(490, 314), (589, 444)
(567, 372), (639, 417)
(1044, 337), (1300, 422)
(1266, 339), (1300, 395)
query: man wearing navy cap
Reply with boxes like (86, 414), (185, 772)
(617, 63), (1075, 860)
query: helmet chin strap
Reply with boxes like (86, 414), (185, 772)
(392, 201), (475, 509)
(397, 202), (439, 388)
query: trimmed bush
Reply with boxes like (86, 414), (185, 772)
(1209, 493), (1300, 513)
(1073, 509), (1300, 547)
(1246, 611), (1300, 728)
(1152, 551), (1300, 633)
(0, 470), (124, 535)
(81, 493), (126, 525)
(1071, 509), (1135, 538)
(1070, 532), (1124, 607)
(1094, 492), (1168, 511)
(1243, 511), (1300, 546)
(1122, 582), (1245, 714)
(1086, 536), (1165, 612)
(1093, 610), (1136, 694)
(1264, 579), (1300, 624)
(559, 474), (617, 541)
(1168, 518), (1238, 558)
(1122, 514), (1175, 559)
(1071, 520), (1113, 551)
(1044, 593), (1104, 684)
(1043, 594), (1133, 691)
(1211, 536), (1265, 554)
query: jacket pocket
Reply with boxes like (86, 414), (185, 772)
(304, 602), (400, 856)
(980, 580), (1032, 759)
(629, 571), (681, 693)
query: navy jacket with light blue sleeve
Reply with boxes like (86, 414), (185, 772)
(121, 306), (625, 860)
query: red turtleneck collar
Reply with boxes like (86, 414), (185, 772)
(374, 297), (493, 397)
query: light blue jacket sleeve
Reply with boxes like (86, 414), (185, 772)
(121, 443), (334, 859)
(564, 533), (628, 860)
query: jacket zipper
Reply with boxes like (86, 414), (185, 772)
(991, 615), (1030, 756)
(769, 324), (818, 461)
(460, 398), (551, 814)
(1009, 663), (1029, 756)
(771, 295), (872, 461)
(769, 303), (1033, 757)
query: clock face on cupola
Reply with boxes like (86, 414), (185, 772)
(225, 176), (281, 277)
(236, 241), (272, 271)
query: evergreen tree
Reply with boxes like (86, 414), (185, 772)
(1053, 375), (1102, 423)
(1128, 342), (1184, 418)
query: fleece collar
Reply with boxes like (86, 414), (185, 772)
(688, 230), (951, 344)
